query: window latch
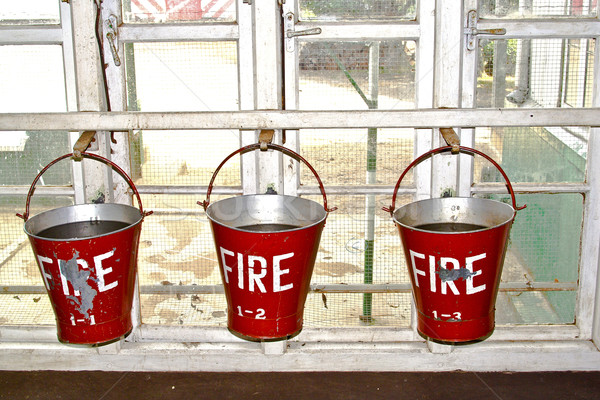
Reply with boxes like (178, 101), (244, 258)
(284, 12), (321, 52)
(464, 10), (506, 51)
(104, 15), (121, 67)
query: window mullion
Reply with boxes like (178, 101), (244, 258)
(587, 127), (600, 343)
(100, 0), (133, 205)
(69, 0), (114, 204)
(431, 0), (463, 198)
(281, 0), (299, 197)
(60, 0), (85, 204)
(250, 1), (283, 195)
(583, 29), (600, 342)
(239, 0), (258, 195)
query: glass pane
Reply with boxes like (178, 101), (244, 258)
(0, 45), (67, 112)
(490, 193), (581, 325)
(0, 0), (60, 25)
(477, 39), (595, 109)
(479, 0), (597, 18)
(127, 42), (238, 112)
(497, 291), (576, 324)
(300, 0), (416, 20)
(475, 126), (586, 183)
(0, 131), (72, 186)
(126, 41), (240, 188)
(122, 0), (236, 23)
(298, 41), (415, 110)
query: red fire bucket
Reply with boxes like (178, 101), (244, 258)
(384, 146), (525, 343)
(200, 143), (335, 341)
(18, 153), (151, 345)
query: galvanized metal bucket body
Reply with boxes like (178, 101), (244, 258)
(19, 153), (150, 345)
(385, 146), (524, 343)
(207, 194), (326, 340)
(202, 144), (334, 341)
(394, 197), (514, 342)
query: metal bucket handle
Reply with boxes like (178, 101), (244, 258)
(383, 146), (526, 217)
(17, 152), (152, 222)
(199, 143), (337, 213)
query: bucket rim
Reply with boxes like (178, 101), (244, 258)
(206, 193), (328, 232)
(24, 202), (143, 241)
(392, 196), (516, 234)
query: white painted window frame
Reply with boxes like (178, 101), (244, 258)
(1, 0), (600, 371)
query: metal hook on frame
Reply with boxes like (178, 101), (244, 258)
(258, 129), (275, 151)
(104, 15), (121, 67)
(72, 131), (97, 161)
(440, 128), (460, 154)
(465, 10), (506, 51)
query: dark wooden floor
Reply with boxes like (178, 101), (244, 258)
(1, 371), (600, 399)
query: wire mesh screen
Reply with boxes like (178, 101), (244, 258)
(303, 194), (411, 287)
(298, 41), (415, 110)
(299, 129), (414, 187)
(499, 291), (577, 324)
(140, 293), (414, 328)
(0, 34), (70, 329)
(141, 294), (228, 326)
(126, 41), (240, 185)
(126, 40), (241, 325)
(474, 122), (583, 325)
(474, 126), (586, 184)
(0, 130), (72, 325)
(477, 38), (595, 109)
(0, 193), (73, 325)
(299, 0), (416, 20)
(479, 0), (597, 17)
(303, 293), (412, 328)
(0, 132), (71, 186)
(294, 37), (417, 329)
(130, 130), (240, 187)
(494, 193), (581, 324)
(137, 194), (222, 288)
(122, 0), (236, 23)
(564, 39), (595, 108)
(0, 196), (38, 289)
(472, 124), (584, 324)
(0, 294), (55, 325)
